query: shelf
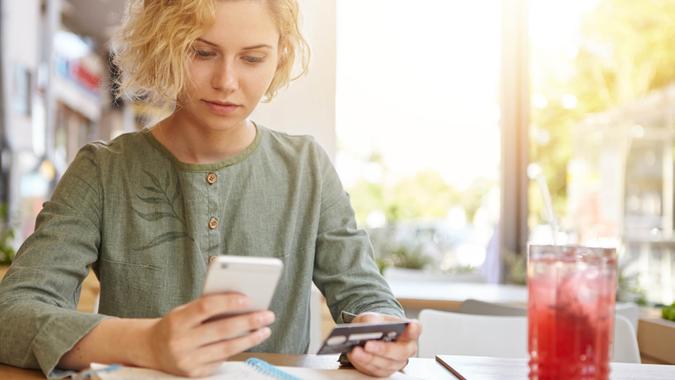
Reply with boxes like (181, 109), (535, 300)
(54, 74), (101, 121)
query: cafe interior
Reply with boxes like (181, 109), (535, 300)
(0, 0), (674, 379)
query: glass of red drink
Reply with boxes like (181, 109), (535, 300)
(528, 245), (617, 380)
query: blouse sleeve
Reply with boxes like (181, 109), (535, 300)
(310, 143), (404, 323)
(0, 144), (112, 378)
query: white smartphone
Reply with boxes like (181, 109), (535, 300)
(202, 255), (283, 317)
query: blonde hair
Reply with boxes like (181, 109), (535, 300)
(112, 0), (310, 105)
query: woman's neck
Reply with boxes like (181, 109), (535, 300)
(151, 112), (257, 165)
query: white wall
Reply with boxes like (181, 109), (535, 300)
(1, 0), (45, 244)
(1, 0), (41, 151)
(252, 0), (337, 161)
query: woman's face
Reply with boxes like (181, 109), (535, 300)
(178, 0), (279, 131)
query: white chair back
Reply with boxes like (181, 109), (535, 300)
(418, 309), (527, 358)
(419, 309), (641, 363)
(612, 315), (641, 363)
(614, 302), (640, 334)
(308, 284), (323, 353)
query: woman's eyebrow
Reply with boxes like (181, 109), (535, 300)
(196, 38), (220, 47)
(241, 44), (273, 51)
(195, 38), (273, 51)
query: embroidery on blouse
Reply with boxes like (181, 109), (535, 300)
(131, 170), (194, 250)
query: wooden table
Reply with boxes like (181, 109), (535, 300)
(0, 353), (451, 379)
(3, 353), (675, 379)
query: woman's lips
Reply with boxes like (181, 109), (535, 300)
(202, 100), (242, 115)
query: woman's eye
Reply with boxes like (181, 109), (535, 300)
(242, 56), (265, 64)
(194, 49), (216, 59)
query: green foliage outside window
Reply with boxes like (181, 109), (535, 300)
(349, 164), (493, 227)
(530, 0), (675, 226)
(662, 303), (675, 322)
(348, 159), (495, 273)
(528, 0), (675, 302)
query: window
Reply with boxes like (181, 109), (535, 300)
(336, 0), (502, 280)
(529, 0), (675, 304)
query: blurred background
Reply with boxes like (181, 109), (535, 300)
(1, 0), (674, 310)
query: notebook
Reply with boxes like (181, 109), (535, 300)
(90, 358), (422, 380)
(435, 355), (529, 380)
(91, 358), (299, 380)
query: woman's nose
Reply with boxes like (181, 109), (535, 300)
(212, 61), (239, 92)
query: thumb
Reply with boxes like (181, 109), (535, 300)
(399, 320), (422, 342)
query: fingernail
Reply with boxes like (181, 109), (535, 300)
(260, 327), (271, 338)
(258, 311), (275, 324)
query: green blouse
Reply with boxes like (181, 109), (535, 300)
(0, 124), (403, 378)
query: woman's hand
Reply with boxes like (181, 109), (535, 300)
(347, 312), (421, 378)
(143, 293), (275, 377)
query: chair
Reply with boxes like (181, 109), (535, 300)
(418, 309), (641, 363)
(612, 315), (641, 363)
(418, 309), (527, 358)
(614, 302), (640, 334)
(458, 299), (640, 338)
(308, 284), (323, 353)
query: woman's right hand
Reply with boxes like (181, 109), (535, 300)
(142, 293), (275, 377)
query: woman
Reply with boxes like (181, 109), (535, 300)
(0, 0), (420, 378)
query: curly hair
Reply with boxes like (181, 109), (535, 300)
(112, 0), (310, 106)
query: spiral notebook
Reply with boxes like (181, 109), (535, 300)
(90, 358), (421, 380)
(91, 358), (299, 379)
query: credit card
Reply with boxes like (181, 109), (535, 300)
(316, 321), (409, 355)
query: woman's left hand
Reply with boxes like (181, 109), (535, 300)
(347, 312), (421, 378)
